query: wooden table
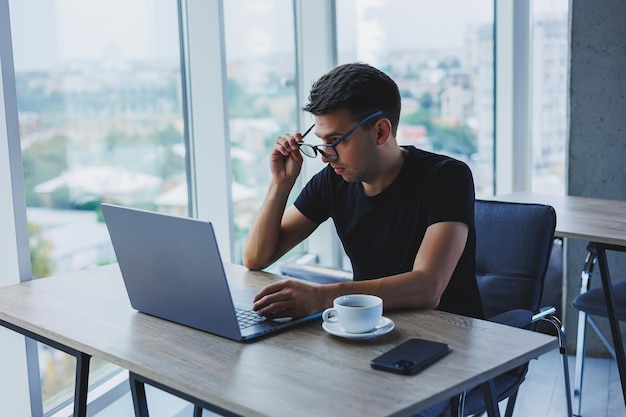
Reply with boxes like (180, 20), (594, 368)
(0, 263), (557, 417)
(493, 192), (626, 408)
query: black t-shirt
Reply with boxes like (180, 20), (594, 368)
(294, 146), (484, 318)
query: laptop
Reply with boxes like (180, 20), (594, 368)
(101, 203), (321, 341)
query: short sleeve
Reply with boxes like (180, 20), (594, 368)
(426, 161), (475, 227)
(294, 166), (333, 224)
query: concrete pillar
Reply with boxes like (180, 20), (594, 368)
(567, 0), (626, 355)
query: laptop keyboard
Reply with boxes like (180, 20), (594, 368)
(235, 307), (266, 329)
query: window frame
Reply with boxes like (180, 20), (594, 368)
(495, 0), (531, 194)
(180, 0), (235, 262)
(293, 0), (344, 267)
(0, 0), (43, 414)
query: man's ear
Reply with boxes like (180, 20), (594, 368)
(374, 118), (393, 145)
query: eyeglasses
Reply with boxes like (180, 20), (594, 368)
(297, 111), (383, 162)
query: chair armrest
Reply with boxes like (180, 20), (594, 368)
(489, 306), (558, 329)
(489, 309), (534, 328)
(531, 306), (557, 322)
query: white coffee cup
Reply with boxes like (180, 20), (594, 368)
(322, 294), (383, 333)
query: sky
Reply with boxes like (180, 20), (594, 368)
(337, 0), (492, 51)
(9, 0), (179, 71)
(8, 0), (568, 72)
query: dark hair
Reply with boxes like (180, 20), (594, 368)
(303, 63), (401, 135)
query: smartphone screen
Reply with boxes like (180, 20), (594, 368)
(370, 338), (450, 375)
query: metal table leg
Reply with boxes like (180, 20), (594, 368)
(0, 318), (92, 417)
(596, 243), (626, 406)
(74, 352), (91, 417)
(128, 371), (238, 417)
(573, 247), (596, 415)
(482, 379), (501, 417)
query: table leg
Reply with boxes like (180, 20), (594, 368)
(596, 244), (626, 406)
(573, 248), (596, 415)
(74, 352), (91, 417)
(128, 371), (244, 417)
(481, 380), (501, 417)
(129, 372), (150, 417)
(0, 318), (92, 417)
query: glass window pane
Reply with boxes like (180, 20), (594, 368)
(9, 0), (185, 411)
(336, 0), (495, 196)
(223, 0), (300, 265)
(530, 0), (568, 194)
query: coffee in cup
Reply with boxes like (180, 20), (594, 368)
(322, 294), (383, 333)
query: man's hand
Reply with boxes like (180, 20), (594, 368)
(253, 279), (324, 319)
(270, 132), (305, 185)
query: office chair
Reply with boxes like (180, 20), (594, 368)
(571, 242), (626, 415)
(280, 200), (573, 417)
(452, 200), (572, 417)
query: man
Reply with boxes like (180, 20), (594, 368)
(242, 63), (483, 321)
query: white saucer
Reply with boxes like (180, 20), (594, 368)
(322, 316), (395, 340)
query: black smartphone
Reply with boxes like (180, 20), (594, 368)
(370, 338), (450, 375)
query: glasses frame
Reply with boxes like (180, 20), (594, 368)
(297, 110), (384, 161)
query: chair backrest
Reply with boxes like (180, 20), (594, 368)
(475, 200), (557, 319)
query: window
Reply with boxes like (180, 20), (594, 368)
(9, 0), (184, 411)
(529, 0), (568, 194)
(336, 0), (495, 196)
(223, 0), (302, 266)
(1, 0), (571, 414)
